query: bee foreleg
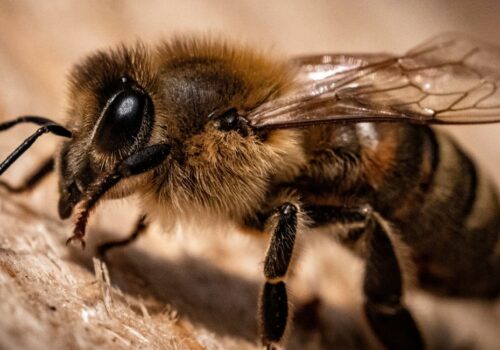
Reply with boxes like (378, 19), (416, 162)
(260, 202), (299, 350)
(0, 157), (54, 193)
(67, 143), (171, 249)
(96, 214), (148, 259)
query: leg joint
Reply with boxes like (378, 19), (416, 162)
(277, 202), (298, 217)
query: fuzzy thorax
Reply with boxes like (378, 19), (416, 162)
(141, 128), (305, 226)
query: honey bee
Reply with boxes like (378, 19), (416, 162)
(1, 33), (500, 350)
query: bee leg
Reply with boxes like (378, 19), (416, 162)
(0, 157), (54, 193)
(307, 205), (423, 349)
(362, 213), (424, 350)
(96, 214), (148, 259)
(260, 202), (299, 350)
(66, 143), (171, 248)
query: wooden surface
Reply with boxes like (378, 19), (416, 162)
(0, 1), (500, 349)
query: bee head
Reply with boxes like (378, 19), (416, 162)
(57, 44), (161, 218)
(58, 37), (303, 221)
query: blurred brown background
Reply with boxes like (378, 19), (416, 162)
(0, 1), (499, 349)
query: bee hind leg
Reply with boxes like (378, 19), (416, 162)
(259, 202), (301, 350)
(362, 212), (424, 350)
(96, 214), (148, 260)
(307, 205), (424, 350)
(0, 157), (54, 193)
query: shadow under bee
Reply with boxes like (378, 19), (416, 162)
(67, 229), (368, 350)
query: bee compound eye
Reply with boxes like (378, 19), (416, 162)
(94, 89), (152, 152)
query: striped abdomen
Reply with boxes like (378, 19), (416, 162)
(295, 122), (500, 297)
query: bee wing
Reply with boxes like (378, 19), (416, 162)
(247, 33), (500, 129)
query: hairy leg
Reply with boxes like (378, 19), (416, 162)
(96, 214), (148, 259)
(259, 202), (301, 350)
(306, 204), (424, 350)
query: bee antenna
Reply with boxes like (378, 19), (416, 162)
(66, 143), (171, 249)
(0, 116), (72, 176)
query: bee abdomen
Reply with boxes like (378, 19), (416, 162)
(393, 128), (500, 297)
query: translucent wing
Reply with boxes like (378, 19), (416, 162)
(247, 33), (500, 129)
